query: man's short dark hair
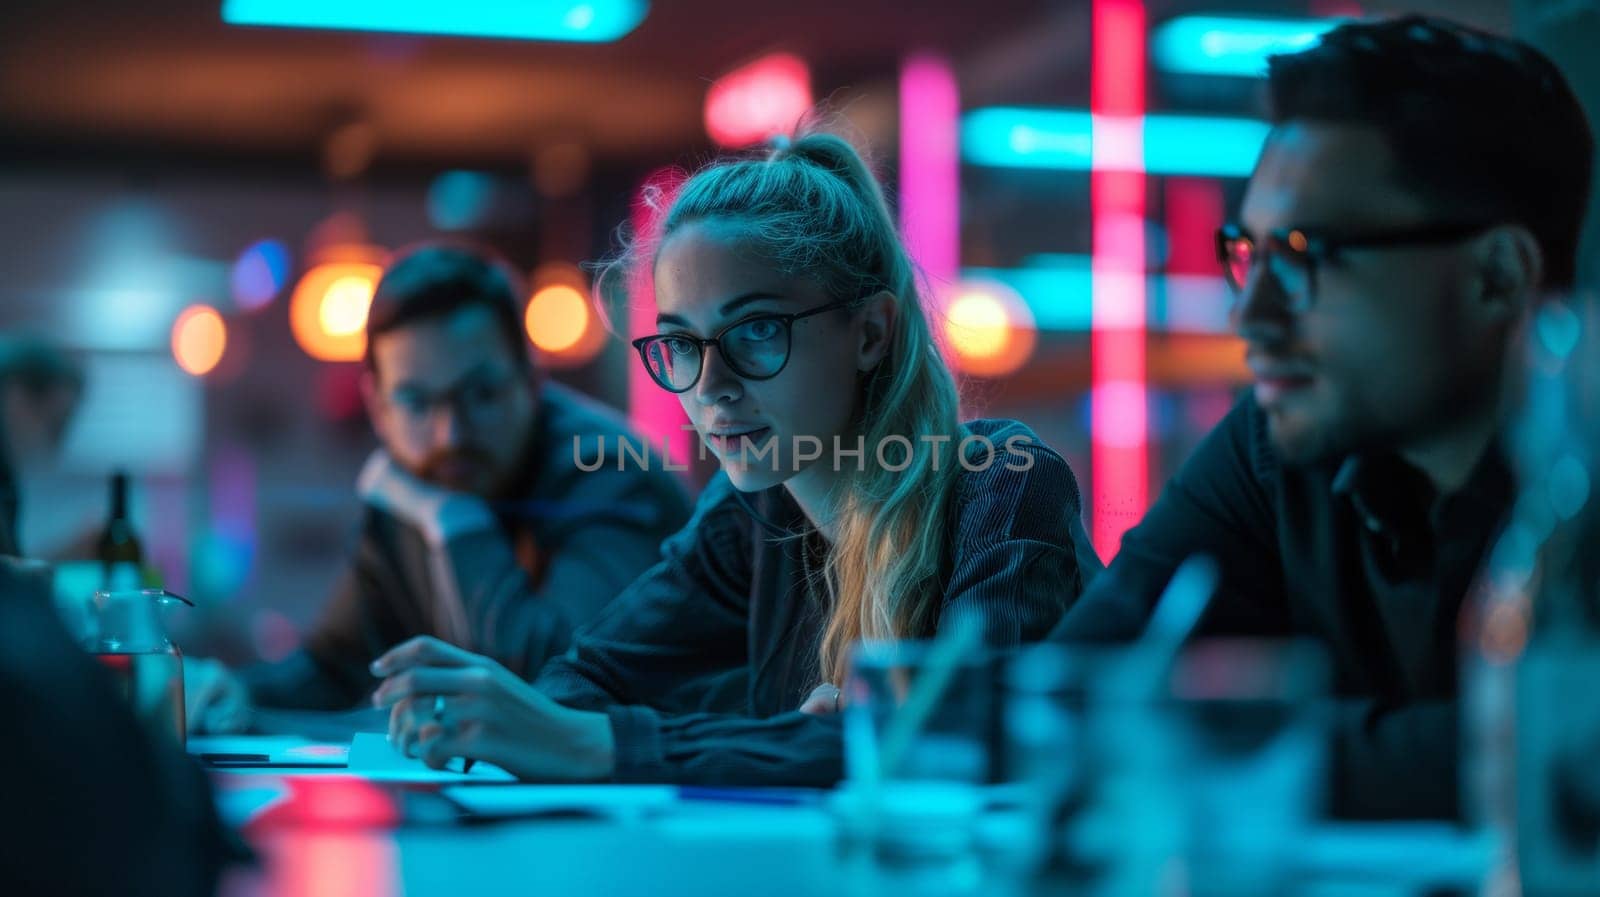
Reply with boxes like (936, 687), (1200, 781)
(1266, 15), (1594, 289)
(364, 243), (532, 377)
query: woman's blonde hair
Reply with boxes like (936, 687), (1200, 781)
(618, 130), (964, 686)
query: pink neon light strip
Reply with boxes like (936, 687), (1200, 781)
(899, 54), (960, 297)
(628, 168), (693, 469)
(1164, 178), (1225, 276)
(1090, 0), (1150, 560)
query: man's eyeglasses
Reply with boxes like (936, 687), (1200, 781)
(1215, 222), (1492, 312)
(385, 373), (524, 429)
(632, 298), (861, 394)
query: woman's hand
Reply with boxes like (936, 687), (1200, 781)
(799, 682), (844, 715)
(370, 636), (614, 781)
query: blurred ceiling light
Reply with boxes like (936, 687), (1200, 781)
(526, 263), (606, 367)
(427, 171), (498, 230)
(962, 107), (1270, 177)
(564, 4), (596, 30)
(222, 0), (647, 42)
(290, 261), (382, 362)
(172, 305), (228, 377)
(231, 239), (291, 312)
(1152, 16), (1338, 77)
(704, 53), (812, 148)
(942, 280), (1036, 379)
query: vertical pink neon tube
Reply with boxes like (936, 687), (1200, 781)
(628, 168), (693, 470)
(899, 54), (960, 301)
(1090, 0), (1150, 560)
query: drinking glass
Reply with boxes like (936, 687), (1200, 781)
(83, 588), (193, 746)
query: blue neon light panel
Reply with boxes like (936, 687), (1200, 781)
(222, 0), (648, 42)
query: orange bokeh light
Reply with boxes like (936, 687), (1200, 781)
(171, 305), (227, 376)
(526, 264), (607, 369)
(525, 284), (589, 353)
(290, 262), (382, 362)
(943, 281), (1037, 378)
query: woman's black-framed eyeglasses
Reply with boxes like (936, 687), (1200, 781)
(631, 297), (861, 394)
(1215, 221), (1492, 312)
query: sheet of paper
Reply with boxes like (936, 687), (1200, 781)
(441, 784), (678, 820)
(343, 731), (516, 783)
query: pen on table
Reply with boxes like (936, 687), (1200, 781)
(199, 752), (272, 763)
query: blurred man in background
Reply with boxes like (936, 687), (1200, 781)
(0, 337), (84, 557)
(1053, 16), (1593, 820)
(188, 243), (692, 731)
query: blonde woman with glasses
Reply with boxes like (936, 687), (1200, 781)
(370, 131), (1099, 785)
